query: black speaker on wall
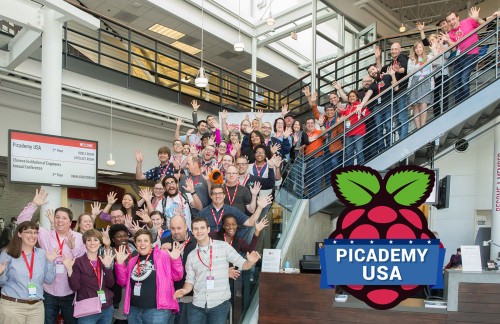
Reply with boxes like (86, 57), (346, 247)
(435, 175), (451, 209)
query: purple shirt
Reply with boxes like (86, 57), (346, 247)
(449, 17), (480, 55)
(18, 203), (86, 296)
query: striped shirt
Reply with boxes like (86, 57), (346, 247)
(185, 240), (246, 308)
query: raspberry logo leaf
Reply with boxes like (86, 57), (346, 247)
(385, 166), (435, 207)
(332, 166), (381, 206)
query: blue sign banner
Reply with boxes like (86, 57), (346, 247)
(320, 239), (445, 287)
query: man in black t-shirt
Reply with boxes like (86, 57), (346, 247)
(359, 64), (398, 155)
(375, 43), (409, 141)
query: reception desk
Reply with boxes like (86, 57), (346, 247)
(259, 271), (500, 323)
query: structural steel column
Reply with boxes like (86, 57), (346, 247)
(491, 119), (500, 260)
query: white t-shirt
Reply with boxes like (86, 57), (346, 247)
(156, 193), (193, 229)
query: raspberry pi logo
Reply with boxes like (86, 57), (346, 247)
(319, 165), (445, 310)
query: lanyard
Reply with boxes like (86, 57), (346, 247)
(197, 241), (213, 272)
(160, 163), (172, 176)
(191, 175), (200, 185)
(223, 233), (233, 246)
(22, 250), (35, 280)
(88, 258), (101, 288)
(254, 163), (267, 177)
(136, 250), (152, 277)
(126, 245), (132, 260)
(212, 208), (224, 227)
(55, 233), (65, 255)
(377, 80), (383, 94)
(181, 236), (191, 249)
(225, 185), (239, 206)
(151, 197), (163, 209)
(238, 174), (249, 186)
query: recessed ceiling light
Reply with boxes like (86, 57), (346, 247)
(171, 41), (201, 55)
(242, 69), (269, 79)
(148, 23), (185, 40)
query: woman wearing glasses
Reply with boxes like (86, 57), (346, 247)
(0, 221), (58, 323)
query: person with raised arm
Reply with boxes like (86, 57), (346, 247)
(135, 147), (176, 181)
(0, 221), (58, 324)
(175, 117), (208, 153)
(17, 189), (86, 324)
(173, 217), (261, 324)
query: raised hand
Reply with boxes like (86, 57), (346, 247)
(99, 249), (114, 268)
(416, 22), (425, 31)
(255, 109), (264, 120)
(66, 232), (75, 250)
(221, 109), (228, 120)
(45, 209), (55, 227)
(32, 188), (49, 206)
(270, 143), (281, 154)
(302, 86), (311, 97)
(281, 104), (289, 117)
(124, 214), (134, 230)
(62, 255), (75, 273)
(130, 220), (144, 235)
(101, 225), (111, 248)
(332, 80), (342, 90)
(107, 191), (118, 205)
(257, 194), (273, 209)
(136, 209), (151, 225)
(249, 182), (261, 196)
(183, 178), (195, 193)
(114, 245), (130, 264)
(176, 118), (183, 126)
(161, 242), (172, 251)
(274, 155), (283, 168)
(228, 267), (241, 279)
(374, 45), (381, 59)
(166, 241), (183, 260)
(469, 6), (480, 20)
(135, 150), (144, 163)
(191, 99), (200, 111)
(283, 127), (292, 138)
(139, 188), (153, 201)
(392, 61), (401, 71)
(207, 136), (215, 147)
(186, 129), (194, 136)
(46, 248), (60, 262)
(255, 217), (269, 235)
(246, 250), (261, 264)
(309, 91), (318, 102)
(293, 133), (300, 144)
(387, 65), (396, 76)
(440, 32), (450, 43)
(90, 202), (102, 220)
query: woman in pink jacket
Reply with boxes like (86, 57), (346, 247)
(114, 229), (183, 323)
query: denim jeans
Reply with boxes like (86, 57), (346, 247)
(373, 105), (391, 152)
(78, 305), (114, 324)
(169, 302), (192, 324)
(190, 300), (231, 324)
(323, 149), (341, 173)
(305, 155), (324, 196)
(454, 54), (478, 104)
(128, 307), (171, 324)
(395, 93), (408, 140)
(345, 135), (364, 166)
(44, 291), (77, 324)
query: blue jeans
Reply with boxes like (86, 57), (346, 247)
(169, 302), (192, 324)
(44, 291), (77, 324)
(345, 136), (364, 166)
(323, 149), (341, 173)
(373, 105), (391, 152)
(395, 93), (408, 140)
(305, 155), (324, 196)
(454, 54), (478, 104)
(78, 305), (114, 324)
(128, 307), (171, 324)
(190, 300), (231, 324)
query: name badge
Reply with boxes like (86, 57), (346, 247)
(97, 290), (106, 303)
(456, 48), (460, 55)
(28, 283), (37, 298)
(377, 98), (382, 104)
(345, 120), (351, 129)
(55, 261), (65, 274)
(206, 276), (215, 290)
(133, 283), (142, 296)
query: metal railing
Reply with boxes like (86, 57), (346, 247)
(55, 4), (279, 112)
(281, 16), (499, 199)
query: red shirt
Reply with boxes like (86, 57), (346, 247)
(340, 102), (370, 137)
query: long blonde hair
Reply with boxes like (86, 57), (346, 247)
(411, 41), (428, 63)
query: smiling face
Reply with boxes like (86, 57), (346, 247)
(254, 147), (266, 163)
(182, 144), (190, 155)
(150, 213), (163, 229)
(439, 20), (450, 32)
(218, 142), (228, 155)
(325, 106), (335, 119)
(390, 43), (401, 59)
(362, 76), (372, 89)
(135, 234), (152, 256)
(192, 220), (210, 243)
(206, 116), (216, 128)
(329, 93), (339, 105)
(85, 236), (101, 254)
(236, 157), (249, 175)
(223, 216), (238, 238)
(446, 13), (459, 29)
(252, 119), (259, 130)
(79, 214), (93, 233)
(305, 118), (315, 132)
(348, 91), (359, 104)
(292, 120), (302, 132)
(173, 140), (183, 154)
(122, 194), (134, 210)
(170, 216), (188, 241)
(18, 227), (38, 249)
(368, 66), (379, 79)
(285, 115), (294, 128)
(229, 132), (240, 144)
(158, 152), (169, 163)
(198, 121), (208, 134)
(54, 210), (72, 235)
(164, 178), (179, 197)
(275, 119), (285, 133)
(153, 183), (165, 198)
(414, 43), (424, 56)
(225, 165), (239, 185)
(221, 155), (234, 170)
(261, 123), (272, 137)
(204, 146), (216, 161)
(110, 209), (125, 225)
(240, 120), (251, 133)
(250, 132), (262, 146)
(210, 187), (226, 206)
(112, 230), (129, 247)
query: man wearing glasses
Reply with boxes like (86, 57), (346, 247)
(222, 165), (259, 215)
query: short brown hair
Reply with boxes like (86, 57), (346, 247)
(158, 146), (171, 156)
(133, 229), (153, 243)
(191, 217), (209, 230)
(82, 229), (103, 245)
(55, 207), (73, 221)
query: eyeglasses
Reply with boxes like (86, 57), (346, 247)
(212, 192), (225, 196)
(154, 187), (164, 190)
(22, 230), (39, 235)
(262, 126), (272, 129)
(226, 172), (238, 175)
(164, 181), (177, 186)
(236, 163), (247, 166)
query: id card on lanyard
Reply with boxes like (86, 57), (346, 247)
(88, 258), (106, 303)
(197, 241), (215, 290)
(55, 233), (65, 274)
(22, 251), (37, 298)
(134, 251), (152, 296)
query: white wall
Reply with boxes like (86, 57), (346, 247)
(430, 123), (496, 262)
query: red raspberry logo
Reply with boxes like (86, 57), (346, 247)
(329, 165), (436, 310)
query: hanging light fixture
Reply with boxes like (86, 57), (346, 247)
(195, 0), (208, 88)
(234, 0), (244, 51)
(266, 9), (275, 26)
(399, 23), (406, 33)
(106, 99), (116, 166)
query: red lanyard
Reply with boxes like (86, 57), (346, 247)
(191, 175), (200, 185)
(223, 233), (233, 246)
(22, 250), (35, 280)
(377, 81), (383, 94)
(88, 258), (101, 288)
(225, 185), (239, 206)
(126, 245), (132, 260)
(173, 194), (185, 210)
(160, 163), (171, 176)
(212, 208), (224, 227)
(197, 242), (213, 272)
(158, 229), (164, 239)
(238, 175), (249, 186)
(151, 197), (163, 209)
(136, 250), (152, 277)
(254, 163), (266, 177)
(181, 236), (191, 249)
(55, 233), (64, 255)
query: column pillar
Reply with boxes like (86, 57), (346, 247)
(491, 118), (500, 260)
(40, 8), (63, 229)
(310, 0), (317, 92)
(251, 36), (257, 110)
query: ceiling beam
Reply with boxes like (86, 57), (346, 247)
(36, 0), (100, 30)
(257, 12), (338, 48)
(0, 0), (43, 32)
(6, 29), (42, 69)
(390, 0), (450, 11)
(316, 30), (344, 50)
